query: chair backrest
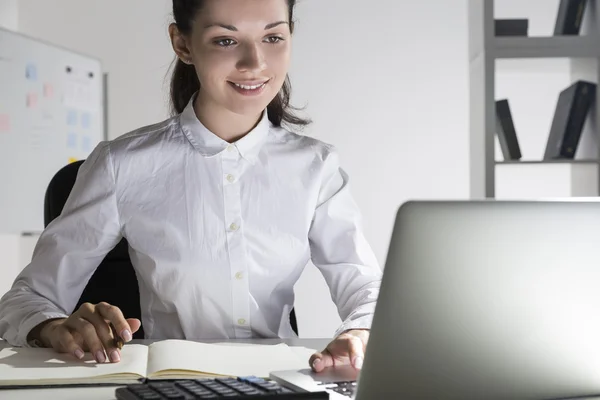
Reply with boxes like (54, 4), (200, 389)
(44, 160), (299, 337)
(44, 161), (145, 339)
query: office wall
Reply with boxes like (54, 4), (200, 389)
(286, 0), (471, 336)
(0, 0), (20, 298)
(15, 0), (471, 338)
(0, 0), (18, 31)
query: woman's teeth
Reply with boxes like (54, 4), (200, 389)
(233, 82), (265, 90)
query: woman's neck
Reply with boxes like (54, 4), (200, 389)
(193, 92), (263, 144)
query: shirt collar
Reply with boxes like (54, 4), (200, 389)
(179, 92), (271, 164)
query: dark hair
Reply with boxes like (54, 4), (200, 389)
(170, 0), (310, 129)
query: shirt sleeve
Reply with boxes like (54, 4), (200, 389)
(308, 146), (383, 338)
(0, 142), (123, 347)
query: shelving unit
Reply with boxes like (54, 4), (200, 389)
(495, 161), (598, 199)
(495, 36), (600, 58)
(468, 0), (600, 199)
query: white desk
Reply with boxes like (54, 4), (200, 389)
(0, 338), (330, 400)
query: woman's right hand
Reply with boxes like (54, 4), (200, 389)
(34, 302), (141, 363)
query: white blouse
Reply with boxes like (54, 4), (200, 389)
(0, 95), (382, 347)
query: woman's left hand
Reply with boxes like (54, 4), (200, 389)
(309, 329), (369, 372)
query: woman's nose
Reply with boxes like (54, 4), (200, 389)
(237, 43), (267, 73)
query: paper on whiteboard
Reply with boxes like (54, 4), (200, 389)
(63, 78), (95, 111)
(0, 114), (9, 132)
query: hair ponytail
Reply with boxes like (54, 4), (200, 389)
(169, 58), (200, 115)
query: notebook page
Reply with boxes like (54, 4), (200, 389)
(0, 344), (149, 384)
(212, 342), (318, 363)
(146, 339), (309, 378)
(212, 342), (317, 365)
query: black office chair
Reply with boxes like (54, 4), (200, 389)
(44, 161), (299, 337)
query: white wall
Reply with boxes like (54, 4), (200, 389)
(0, 0), (21, 300)
(0, 0), (18, 31)
(13, 0), (471, 338)
(288, 0), (470, 336)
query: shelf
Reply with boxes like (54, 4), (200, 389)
(496, 161), (599, 199)
(469, 0), (600, 198)
(496, 159), (599, 165)
(495, 58), (573, 73)
(494, 36), (600, 59)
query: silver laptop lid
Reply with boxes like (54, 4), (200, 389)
(356, 200), (600, 400)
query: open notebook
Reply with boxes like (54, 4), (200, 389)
(0, 339), (316, 387)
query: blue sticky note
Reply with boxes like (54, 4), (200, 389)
(81, 136), (91, 152)
(81, 113), (91, 129)
(67, 133), (77, 149)
(67, 110), (78, 126)
(25, 63), (37, 81)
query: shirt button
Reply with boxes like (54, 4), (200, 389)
(229, 223), (239, 231)
(227, 145), (235, 152)
(235, 272), (243, 280)
(238, 318), (246, 325)
(226, 174), (235, 183)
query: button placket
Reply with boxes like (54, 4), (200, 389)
(221, 146), (251, 337)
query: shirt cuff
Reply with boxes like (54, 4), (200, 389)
(19, 312), (69, 348)
(333, 315), (374, 338)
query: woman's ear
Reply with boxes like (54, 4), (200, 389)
(169, 23), (194, 65)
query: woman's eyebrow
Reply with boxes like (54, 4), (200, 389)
(204, 21), (289, 31)
(265, 21), (288, 29)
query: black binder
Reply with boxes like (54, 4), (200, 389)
(495, 19), (529, 36)
(495, 100), (522, 161)
(543, 81), (596, 160)
(554, 0), (588, 35)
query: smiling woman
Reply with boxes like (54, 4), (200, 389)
(0, 0), (382, 375)
(169, 0), (310, 142)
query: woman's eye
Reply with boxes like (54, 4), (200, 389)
(265, 36), (283, 44)
(215, 38), (236, 47)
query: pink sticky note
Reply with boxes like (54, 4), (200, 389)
(26, 93), (38, 108)
(0, 114), (10, 132)
(43, 83), (54, 98)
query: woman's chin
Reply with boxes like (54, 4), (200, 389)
(225, 99), (274, 117)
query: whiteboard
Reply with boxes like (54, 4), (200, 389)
(0, 28), (104, 234)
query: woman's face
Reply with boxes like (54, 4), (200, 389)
(174, 0), (292, 117)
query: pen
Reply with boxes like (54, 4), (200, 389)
(109, 323), (124, 350)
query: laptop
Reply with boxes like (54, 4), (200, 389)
(271, 200), (600, 399)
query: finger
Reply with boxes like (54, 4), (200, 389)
(327, 335), (364, 369)
(309, 352), (321, 372)
(345, 336), (365, 370)
(96, 302), (133, 343)
(71, 330), (89, 351)
(126, 318), (142, 334)
(309, 349), (335, 372)
(50, 325), (85, 360)
(78, 304), (122, 362)
(65, 316), (106, 363)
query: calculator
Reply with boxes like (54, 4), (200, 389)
(114, 376), (329, 399)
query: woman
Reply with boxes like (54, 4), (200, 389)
(0, 0), (382, 373)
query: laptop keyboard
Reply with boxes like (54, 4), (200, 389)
(319, 381), (356, 398)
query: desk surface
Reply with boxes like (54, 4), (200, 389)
(0, 338), (330, 400)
